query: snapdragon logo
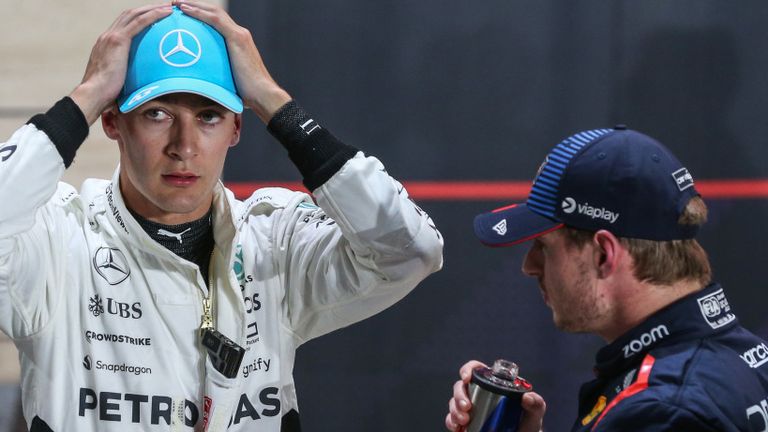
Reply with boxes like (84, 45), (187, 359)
(741, 343), (768, 369)
(562, 197), (620, 224)
(83, 355), (152, 376)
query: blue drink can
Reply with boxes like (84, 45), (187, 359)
(466, 359), (533, 432)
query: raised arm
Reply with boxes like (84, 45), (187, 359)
(179, 1), (444, 339)
(0, 5), (172, 338)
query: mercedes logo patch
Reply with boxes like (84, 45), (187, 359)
(93, 247), (131, 285)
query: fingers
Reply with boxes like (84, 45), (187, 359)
(445, 411), (465, 432)
(459, 360), (487, 383)
(446, 360), (483, 430)
(110, 4), (173, 37)
(446, 359), (477, 432)
(452, 379), (471, 411)
(173, 0), (290, 120)
(518, 392), (546, 432)
(446, 393), (468, 432)
(71, 3), (172, 124)
(174, 1), (242, 39)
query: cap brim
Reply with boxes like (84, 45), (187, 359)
(473, 203), (563, 247)
(118, 77), (243, 113)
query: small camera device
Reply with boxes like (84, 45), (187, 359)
(201, 328), (246, 379)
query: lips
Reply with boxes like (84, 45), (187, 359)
(162, 172), (199, 187)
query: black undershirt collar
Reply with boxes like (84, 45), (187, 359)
(130, 208), (215, 285)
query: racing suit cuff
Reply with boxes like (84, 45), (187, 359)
(267, 100), (359, 192)
(27, 96), (89, 168)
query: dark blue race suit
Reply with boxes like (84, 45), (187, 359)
(574, 283), (768, 431)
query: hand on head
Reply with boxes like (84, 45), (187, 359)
(445, 360), (546, 432)
(173, 0), (291, 122)
(71, 4), (173, 125)
(72, 2), (291, 127)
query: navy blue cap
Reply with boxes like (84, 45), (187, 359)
(474, 127), (701, 246)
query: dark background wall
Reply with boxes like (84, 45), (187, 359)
(225, 1), (768, 430)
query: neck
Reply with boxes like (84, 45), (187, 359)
(599, 279), (703, 343)
(130, 207), (216, 285)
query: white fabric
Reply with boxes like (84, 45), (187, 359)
(0, 123), (443, 431)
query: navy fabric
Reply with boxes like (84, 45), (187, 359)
(573, 283), (768, 431)
(473, 203), (561, 247)
(474, 127), (701, 245)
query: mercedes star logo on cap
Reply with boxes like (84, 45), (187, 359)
(159, 29), (202, 67)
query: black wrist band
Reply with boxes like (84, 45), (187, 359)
(267, 101), (359, 192)
(27, 97), (89, 168)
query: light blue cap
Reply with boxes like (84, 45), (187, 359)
(118, 6), (243, 113)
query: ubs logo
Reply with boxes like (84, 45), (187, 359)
(88, 294), (142, 320)
(93, 247), (130, 285)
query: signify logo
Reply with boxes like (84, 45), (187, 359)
(242, 357), (271, 378)
(83, 355), (152, 376)
(562, 197), (620, 224)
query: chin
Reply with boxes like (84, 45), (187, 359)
(155, 198), (206, 216)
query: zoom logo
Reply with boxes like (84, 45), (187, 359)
(622, 325), (669, 358)
(83, 355), (152, 376)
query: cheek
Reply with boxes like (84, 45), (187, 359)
(122, 146), (154, 173)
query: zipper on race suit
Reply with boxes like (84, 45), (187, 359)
(200, 254), (215, 336)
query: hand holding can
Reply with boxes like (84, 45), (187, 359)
(466, 359), (533, 432)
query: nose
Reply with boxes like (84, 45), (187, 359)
(521, 241), (542, 277)
(166, 116), (200, 161)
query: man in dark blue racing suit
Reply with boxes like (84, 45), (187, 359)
(444, 127), (768, 431)
(572, 283), (768, 431)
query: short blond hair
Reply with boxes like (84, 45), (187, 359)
(562, 197), (711, 286)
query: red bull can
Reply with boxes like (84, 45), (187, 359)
(466, 359), (533, 432)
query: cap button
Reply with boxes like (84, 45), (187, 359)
(613, 124), (627, 130)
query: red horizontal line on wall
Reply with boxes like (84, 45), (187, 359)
(225, 179), (768, 201)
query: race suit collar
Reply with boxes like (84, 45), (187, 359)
(593, 283), (738, 377)
(107, 167), (239, 267)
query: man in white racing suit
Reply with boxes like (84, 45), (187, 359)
(0, 2), (443, 431)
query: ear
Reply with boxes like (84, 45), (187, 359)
(101, 106), (121, 140)
(229, 113), (242, 147)
(592, 230), (622, 279)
